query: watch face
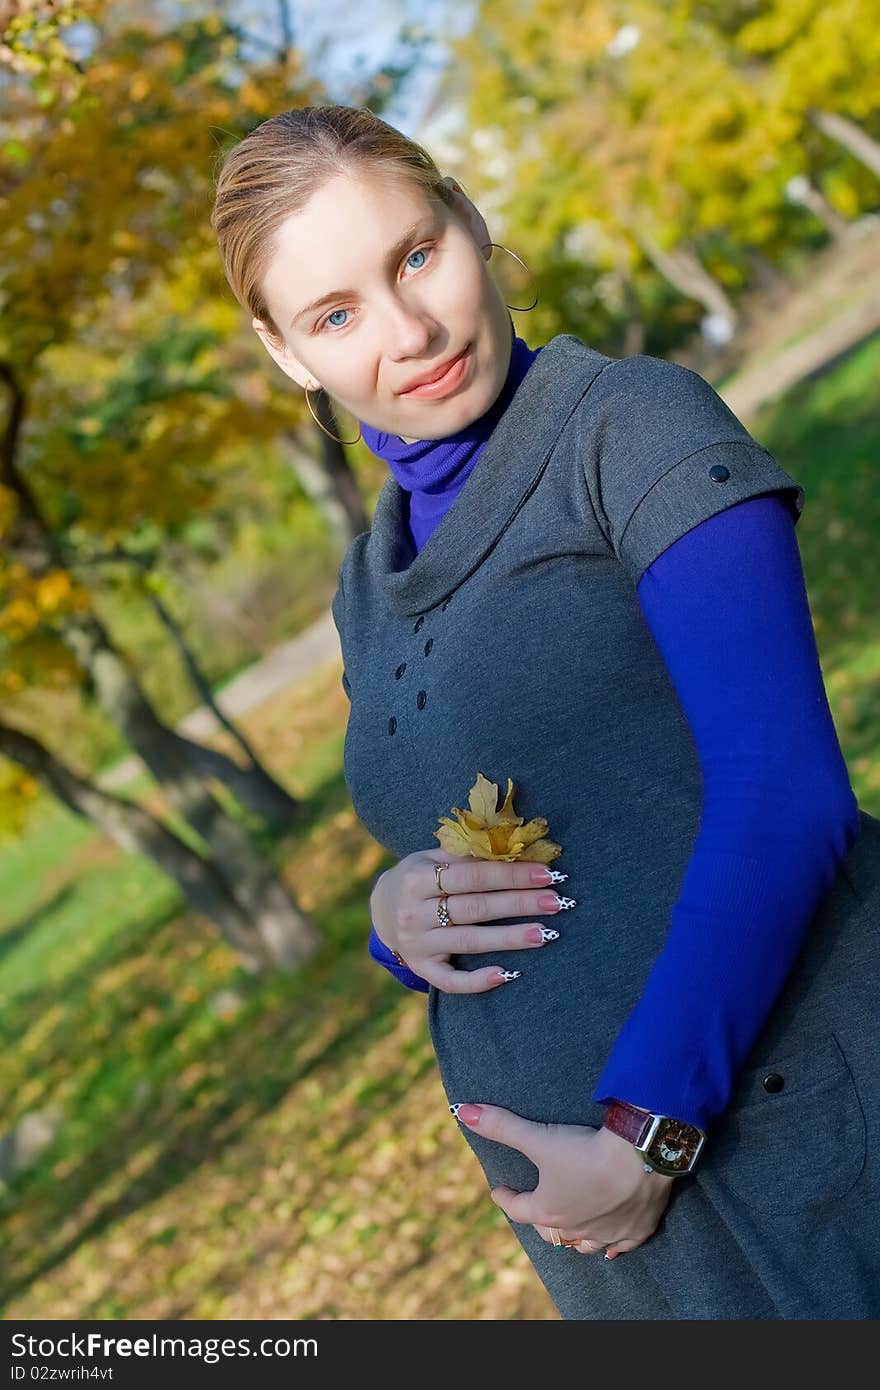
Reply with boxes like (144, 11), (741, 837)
(647, 1119), (703, 1174)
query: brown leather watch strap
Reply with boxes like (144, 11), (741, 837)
(601, 1099), (653, 1146)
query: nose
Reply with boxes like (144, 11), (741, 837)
(383, 290), (439, 358)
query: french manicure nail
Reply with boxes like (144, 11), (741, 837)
(538, 893), (577, 911)
(526, 926), (560, 944)
(529, 866), (569, 885)
(497, 969), (522, 983)
(456, 1104), (483, 1125)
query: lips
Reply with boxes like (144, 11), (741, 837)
(399, 345), (469, 394)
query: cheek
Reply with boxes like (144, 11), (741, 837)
(462, 257), (493, 308)
(309, 351), (372, 402)
(435, 247), (485, 306)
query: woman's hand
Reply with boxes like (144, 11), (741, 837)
(452, 1102), (675, 1258)
(370, 850), (571, 994)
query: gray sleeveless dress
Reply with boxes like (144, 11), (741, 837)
(332, 334), (880, 1318)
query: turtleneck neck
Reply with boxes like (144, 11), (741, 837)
(360, 325), (544, 553)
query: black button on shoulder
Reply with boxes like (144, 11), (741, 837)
(414, 615), (425, 632)
(762, 1072), (784, 1093)
(424, 638), (433, 656)
(394, 662), (406, 679)
(387, 716), (397, 735)
(708, 463), (731, 483)
(416, 690), (427, 710)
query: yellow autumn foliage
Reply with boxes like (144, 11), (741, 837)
(434, 772), (562, 864)
(0, 485), (18, 538)
(0, 597), (40, 638)
(35, 570), (73, 613)
(0, 568), (91, 641)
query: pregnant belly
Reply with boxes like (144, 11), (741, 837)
(426, 943), (624, 1135)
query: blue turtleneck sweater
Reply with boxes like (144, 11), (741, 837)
(358, 331), (860, 1133)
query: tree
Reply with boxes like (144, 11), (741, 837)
(0, 718), (315, 971)
(440, 0), (876, 350)
(673, 0), (880, 210)
(0, 3), (330, 967)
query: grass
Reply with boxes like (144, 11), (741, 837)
(0, 664), (556, 1319)
(0, 333), (878, 1320)
(751, 330), (880, 803)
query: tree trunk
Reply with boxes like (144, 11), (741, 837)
(632, 227), (739, 331)
(61, 610), (320, 970)
(0, 721), (275, 972)
(299, 388), (370, 544)
(1, 364), (299, 829)
(620, 278), (646, 356)
(810, 109), (880, 180)
(788, 177), (850, 243)
(143, 584), (301, 826)
(282, 432), (359, 555)
(2, 365), (317, 970)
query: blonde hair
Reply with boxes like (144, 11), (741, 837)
(210, 104), (461, 348)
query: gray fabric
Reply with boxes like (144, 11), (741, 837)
(332, 334), (880, 1319)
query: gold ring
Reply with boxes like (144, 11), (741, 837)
(436, 895), (451, 927)
(560, 1235), (585, 1248)
(435, 862), (450, 892)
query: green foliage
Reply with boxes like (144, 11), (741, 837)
(444, 0), (879, 352)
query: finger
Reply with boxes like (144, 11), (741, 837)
(428, 963), (522, 995)
(574, 1237), (608, 1256)
(425, 853), (566, 901)
(443, 886), (575, 928)
(534, 1225), (606, 1254)
(490, 1185), (544, 1225)
(603, 1237), (642, 1259)
(437, 922), (561, 953)
(455, 1103), (547, 1167)
(486, 1178), (542, 1223)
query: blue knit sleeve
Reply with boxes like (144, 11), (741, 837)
(367, 872), (430, 993)
(591, 494), (860, 1132)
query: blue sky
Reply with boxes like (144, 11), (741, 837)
(247, 0), (474, 134)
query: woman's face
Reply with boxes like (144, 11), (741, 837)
(252, 171), (513, 443)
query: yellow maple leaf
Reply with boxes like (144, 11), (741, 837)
(434, 772), (562, 863)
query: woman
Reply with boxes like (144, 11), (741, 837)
(211, 105), (880, 1319)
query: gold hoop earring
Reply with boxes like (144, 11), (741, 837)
(303, 381), (362, 446)
(481, 242), (539, 312)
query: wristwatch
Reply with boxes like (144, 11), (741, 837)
(601, 1099), (707, 1177)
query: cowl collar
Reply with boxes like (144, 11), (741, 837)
(362, 333), (611, 618)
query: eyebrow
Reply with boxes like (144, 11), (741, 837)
(289, 218), (439, 327)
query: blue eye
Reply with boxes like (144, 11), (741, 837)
(316, 243), (434, 333)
